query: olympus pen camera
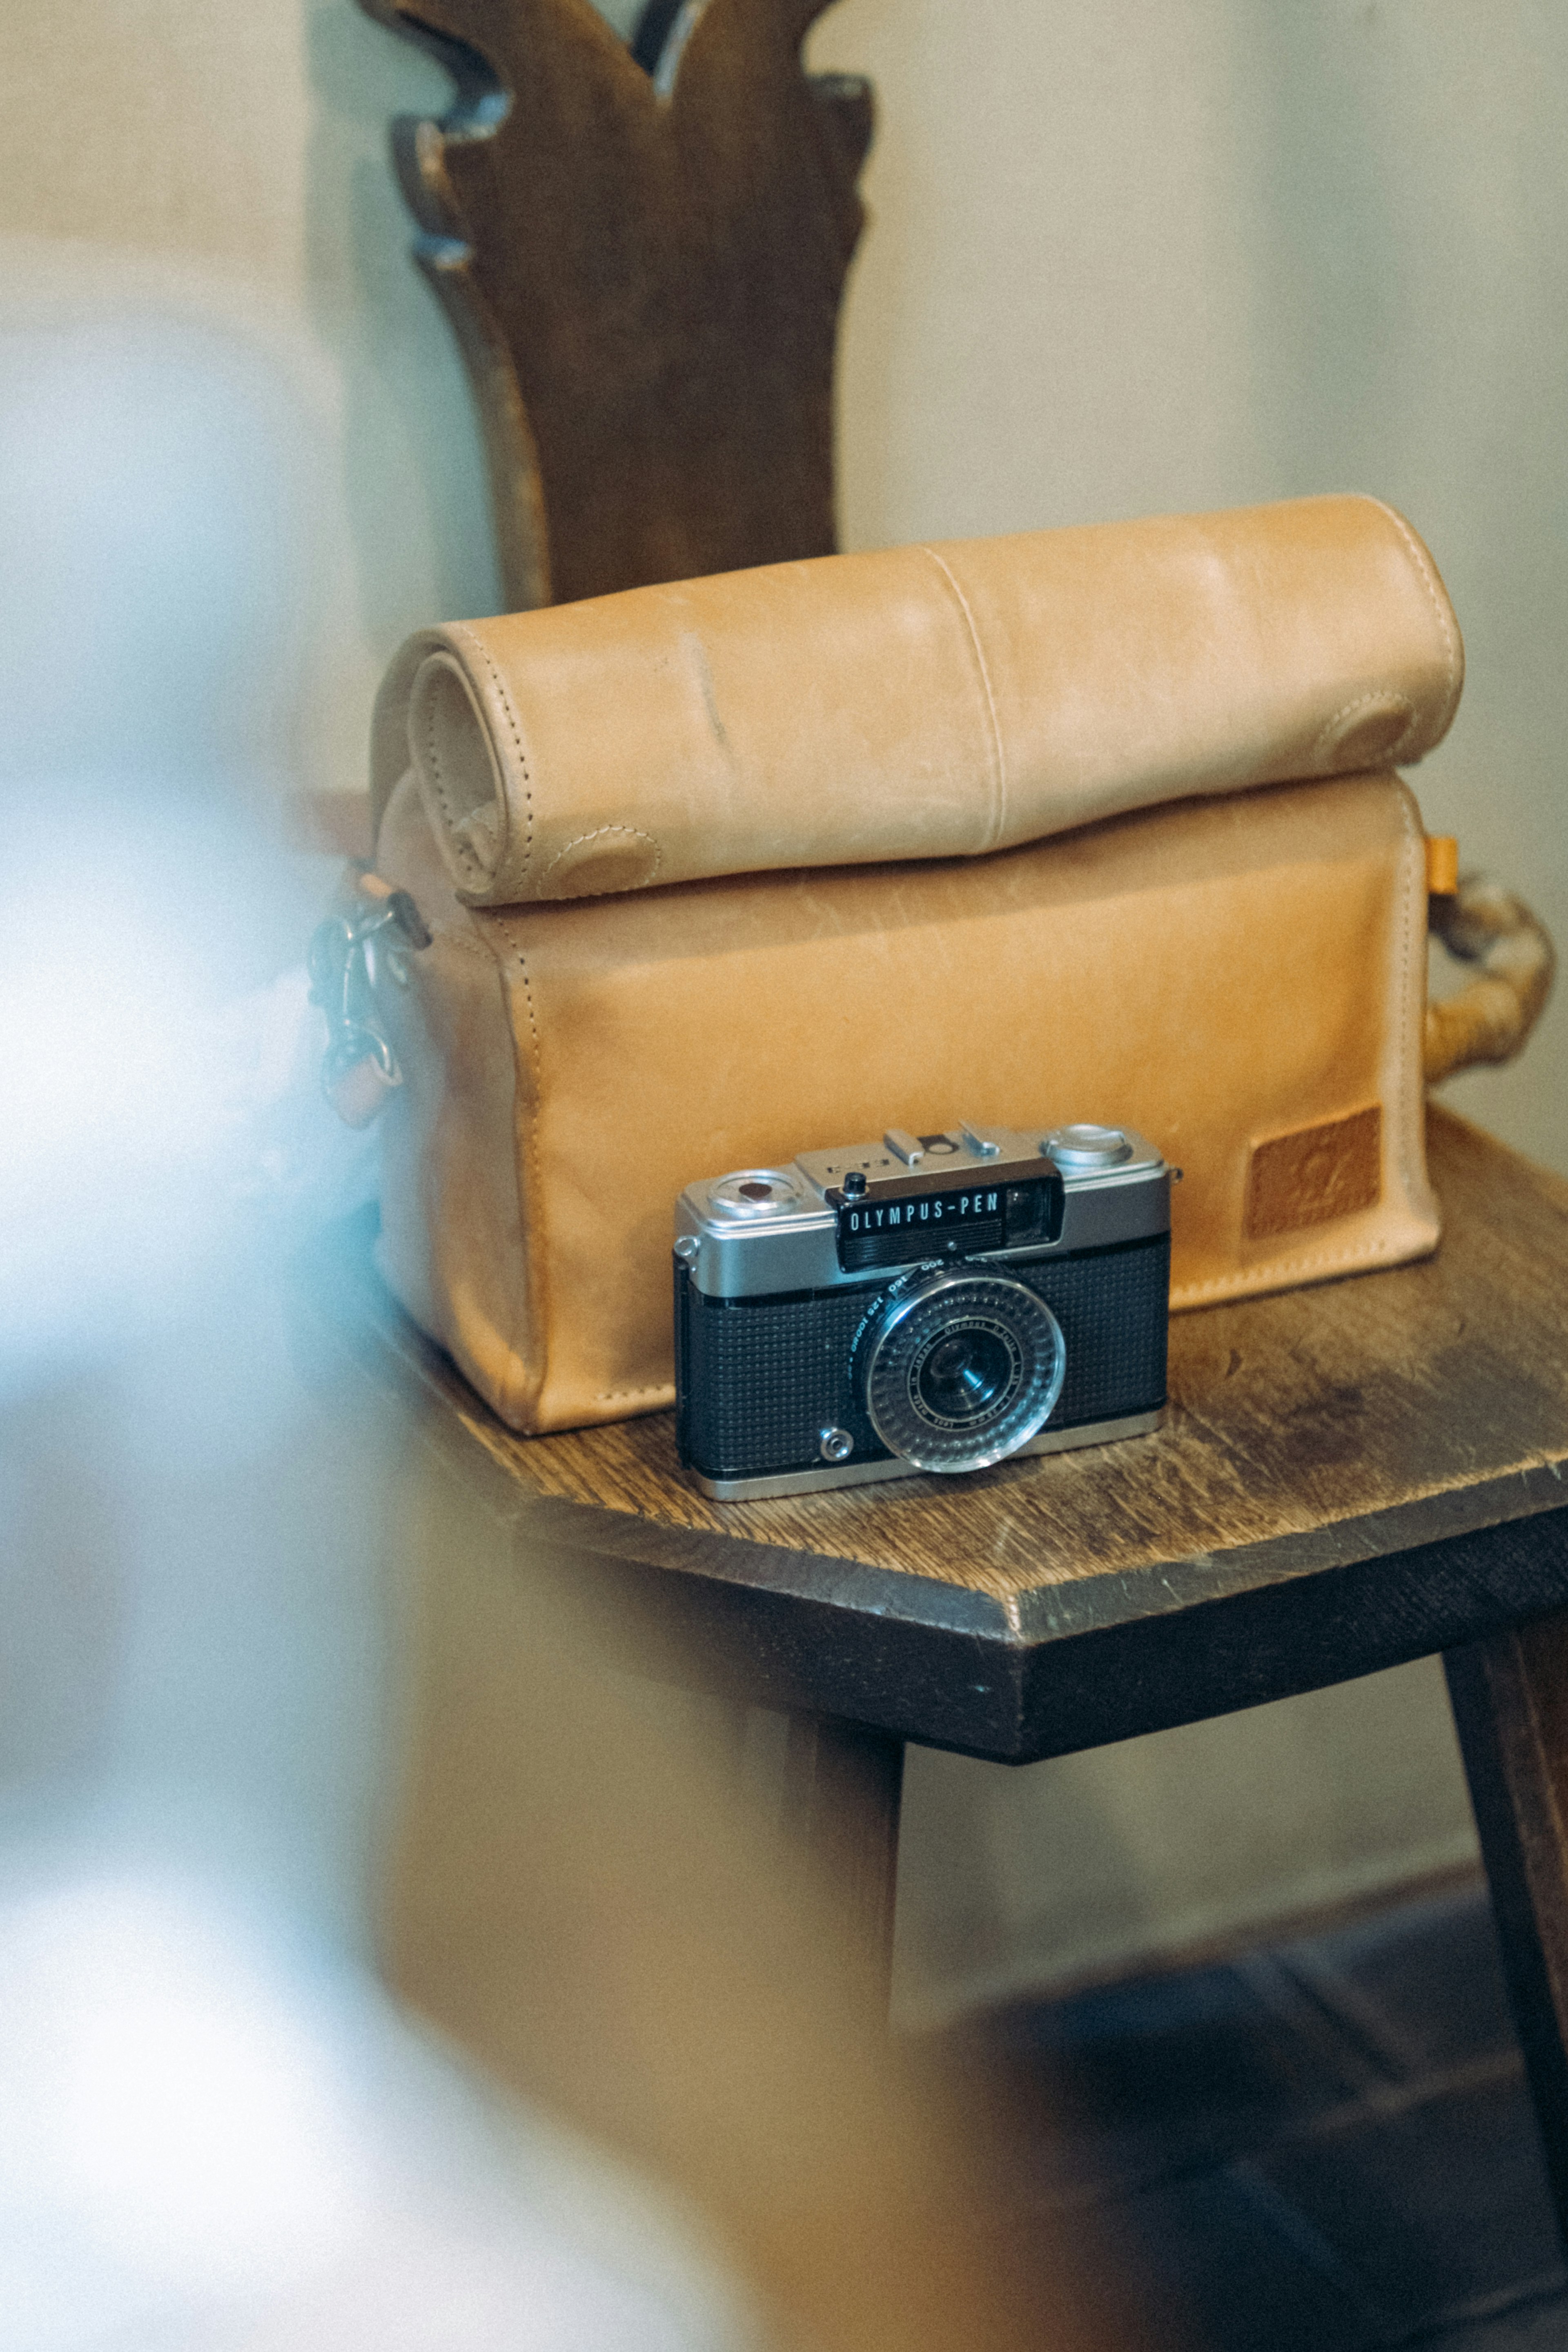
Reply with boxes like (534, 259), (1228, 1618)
(673, 1121), (1172, 1499)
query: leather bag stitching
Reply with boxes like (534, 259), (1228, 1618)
(1189, 784), (1428, 1297)
(488, 907), (548, 1422)
(1310, 688), (1418, 768)
(1173, 1234), (1405, 1296)
(419, 689), (486, 891)
(1390, 782), (1424, 1222)
(538, 823), (664, 896)
(1365, 497), (1464, 750)
(449, 624), (535, 889)
(918, 545), (1007, 853)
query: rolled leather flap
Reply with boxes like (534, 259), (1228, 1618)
(372, 493), (1463, 907)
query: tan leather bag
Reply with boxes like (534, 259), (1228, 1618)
(349, 496), (1525, 1438)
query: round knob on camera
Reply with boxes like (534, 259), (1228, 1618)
(707, 1169), (801, 1218)
(1045, 1123), (1131, 1169)
(843, 1170), (868, 1198)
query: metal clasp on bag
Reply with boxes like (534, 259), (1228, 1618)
(308, 871), (432, 1128)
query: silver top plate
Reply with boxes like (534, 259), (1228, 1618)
(676, 1123), (1169, 1299)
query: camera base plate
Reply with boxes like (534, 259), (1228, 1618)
(693, 1405), (1166, 1502)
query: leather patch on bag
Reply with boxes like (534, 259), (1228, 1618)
(1245, 1106), (1382, 1239)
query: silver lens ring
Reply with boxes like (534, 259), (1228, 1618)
(860, 1272), (1066, 1474)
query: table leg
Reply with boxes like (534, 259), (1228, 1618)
(1446, 1608), (1568, 2249)
(781, 1713), (905, 2015)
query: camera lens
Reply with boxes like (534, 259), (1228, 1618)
(860, 1272), (1066, 1475)
(915, 1325), (1016, 1423)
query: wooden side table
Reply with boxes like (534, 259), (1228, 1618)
(309, 1103), (1568, 2243)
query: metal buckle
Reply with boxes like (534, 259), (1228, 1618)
(307, 880), (432, 1102)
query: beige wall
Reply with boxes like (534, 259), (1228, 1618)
(0, 0), (501, 804)
(7, 0), (1564, 2008)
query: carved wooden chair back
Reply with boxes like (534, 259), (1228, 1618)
(361, 0), (872, 607)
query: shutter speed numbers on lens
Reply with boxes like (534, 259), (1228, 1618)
(860, 1272), (1067, 1474)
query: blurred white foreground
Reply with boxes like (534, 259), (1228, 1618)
(0, 1841), (748, 2352)
(0, 307), (754, 2351)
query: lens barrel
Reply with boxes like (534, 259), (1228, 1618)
(860, 1270), (1066, 1473)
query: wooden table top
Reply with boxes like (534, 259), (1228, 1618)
(314, 1105), (1568, 1762)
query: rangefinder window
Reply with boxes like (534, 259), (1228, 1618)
(1003, 1179), (1062, 1248)
(835, 1176), (1062, 1270)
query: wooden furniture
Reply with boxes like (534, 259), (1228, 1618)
(308, 1102), (1568, 2241)
(357, 0), (872, 608)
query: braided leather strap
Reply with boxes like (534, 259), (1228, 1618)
(1426, 873), (1556, 1084)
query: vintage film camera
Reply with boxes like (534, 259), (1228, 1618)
(673, 1121), (1172, 1499)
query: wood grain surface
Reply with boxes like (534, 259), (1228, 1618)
(359, 0), (871, 608)
(352, 1105), (1568, 1606)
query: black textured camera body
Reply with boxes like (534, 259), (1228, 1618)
(676, 1230), (1170, 1486)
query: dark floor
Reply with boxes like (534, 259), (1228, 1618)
(949, 1881), (1568, 2350)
